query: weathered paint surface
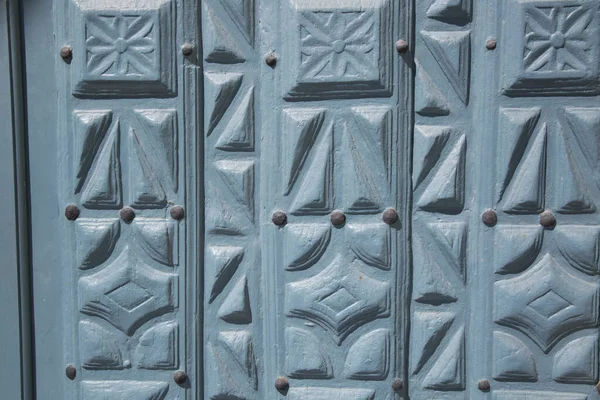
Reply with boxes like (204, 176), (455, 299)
(20, 0), (600, 399)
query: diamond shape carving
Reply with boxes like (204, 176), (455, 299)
(79, 246), (176, 335)
(494, 254), (599, 353)
(285, 254), (390, 344)
(106, 281), (153, 312)
(528, 290), (571, 319)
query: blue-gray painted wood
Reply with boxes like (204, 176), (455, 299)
(21, 0), (600, 398)
(0, 1), (32, 399)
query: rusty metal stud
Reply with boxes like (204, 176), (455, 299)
(274, 376), (289, 392)
(482, 209), (497, 227)
(65, 364), (76, 380)
(120, 206), (135, 223)
(539, 210), (556, 229)
(382, 208), (399, 225)
(181, 43), (193, 56)
(272, 211), (287, 227)
(330, 210), (346, 227)
(486, 38), (497, 50)
(60, 45), (72, 61)
(170, 205), (185, 221)
(65, 204), (80, 221)
(265, 52), (277, 68)
(396, 39), (409, 53)
(173, 370), (187, 385)
(392, 378), (403, 391)
(478, 379), (491, 392)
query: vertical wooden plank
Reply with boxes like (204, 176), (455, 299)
(410, 0), (472, 398)
(0, 0), (32, 399)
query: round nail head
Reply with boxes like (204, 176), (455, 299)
(482, 209), (497, 226)
(275, 376), (289, 392)
(392, 378), (403, 391)
(173, 370), (187, 385)
(266, 53), (277, 68)
(540, 210), (556, 228)
(170, 205), (185, 220)
(382, 208), (399, 225)
(486, 38), (497, 50)
(330, 210), (346, 226)
(65, 364), (76, 380)
(60, 45), (72, 60)
(120, 207), (135, 223)
(478, 379), (491, 392)
(272, 211), (287, 227)
(65, 204), (80, 221)
(181, 43), (193, 56)
(396, 39), (409, 53)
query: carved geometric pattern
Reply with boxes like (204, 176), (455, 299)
(136, 321), (179, 370)
(285, 327), (333, 379)
(203, 4), (246, 64)
(283, 223), (331, 271)
(421, 30), (471, 104)
(130, 109), (178, 209)
(553, 334), (599, 384)
(80, 320), (126, 370)
(76, 218), (121, 269)
(413, 221), (466, 305)
(207, 330), (258, 397)
(347, 223), (391, 271)
(493, 225), (543, 275)
(206, 245), (245, 303)
(344, 329), (390, 380)
(215, 160), (255, 222)
(73, 108), (178, 210)
(497, 108), (597, 214)
(285, 254), (390, 344)
(421, 327), (465, 390)
(426, 0), (472, 23)
(217, 0), (255, 46)
(74, 110), (122, 209)
(283, 107), (392, 215)
(133, 218), (177, 267)
(502, 0), (600, 96)
(564, 107), (600, 183)
(218, 275), (252, 324)
(81, 381), (169, 399)
(283, 0), (392, 100)
(557, 225), (600, 275)
(410, 311), (456, 376)
(205, 72), (256, 150)
(73, 0), (176, 97)
(416, 134), (466, 214)
(494, 253), (600, 353)
(493, 330), (538, 382)
(415, 60), (450, 117)
(79, 246), (176, 335)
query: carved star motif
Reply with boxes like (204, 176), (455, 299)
(285, 254), (390, 344)
(494, 253), (599, 352)
(79, 246), (175, 335)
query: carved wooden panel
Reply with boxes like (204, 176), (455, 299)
(202, 0), (260, 398)
(477, 0), (600, 398)
(55, 0), (195, 397)
(410, 0), (471, 398)
(260, 0), (412, 398)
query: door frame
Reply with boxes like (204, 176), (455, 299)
(0, 0), (33, 399)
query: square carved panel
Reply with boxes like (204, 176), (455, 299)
(71, 0), (176, 98)
(501, 0), (600, 96)
(281, 0), (393, 100)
